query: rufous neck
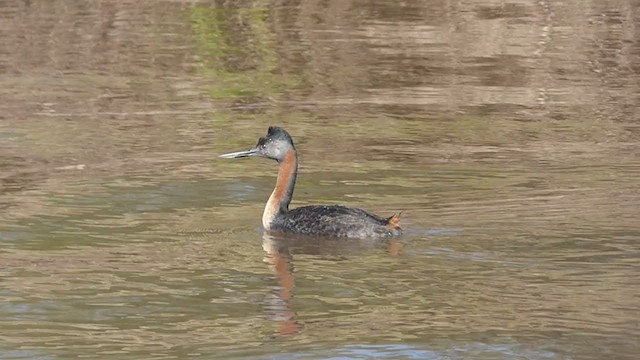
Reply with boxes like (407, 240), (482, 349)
(262, 150), (298, 229)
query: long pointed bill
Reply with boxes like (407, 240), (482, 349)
(219, 148), (260, 159)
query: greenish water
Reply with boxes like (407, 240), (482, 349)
(1, 0), (639, 359)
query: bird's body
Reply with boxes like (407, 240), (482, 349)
(271, 205), (401, 239)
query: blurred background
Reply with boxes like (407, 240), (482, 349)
(1, 0), (639, 359)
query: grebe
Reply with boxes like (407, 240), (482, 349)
(220, 127), (401, 239)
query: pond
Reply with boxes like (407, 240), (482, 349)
(1, 0), (639, 359)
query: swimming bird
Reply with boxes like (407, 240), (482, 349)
(220, 127), (401, 239)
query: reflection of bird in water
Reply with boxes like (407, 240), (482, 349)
(262, 234), (300, 337)
(220, 127), (402, 239)
(261, 233), (403, 338)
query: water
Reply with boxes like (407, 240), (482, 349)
(1, 0), (639, 359)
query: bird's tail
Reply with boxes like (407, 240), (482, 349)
(385, 212), (402, 230)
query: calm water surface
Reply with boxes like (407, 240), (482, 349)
(1, 0), (639, 359)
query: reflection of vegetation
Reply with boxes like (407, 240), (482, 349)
(190, 4), (300, 100)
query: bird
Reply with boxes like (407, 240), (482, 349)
(220, 127), (401, 239)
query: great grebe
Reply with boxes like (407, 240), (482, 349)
(220, 127), (401, 239)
